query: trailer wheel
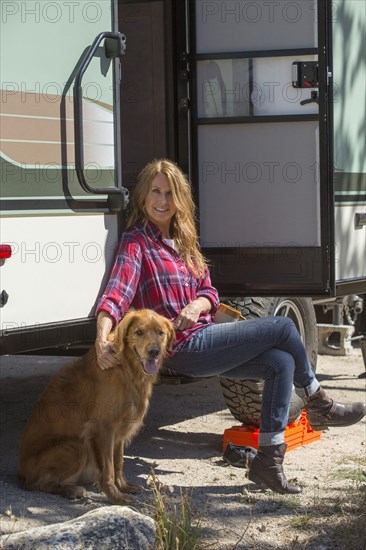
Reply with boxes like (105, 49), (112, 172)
(220, 297), (318, 427)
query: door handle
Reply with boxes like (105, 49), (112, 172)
(300, 91), (319, 106)
(73, 31), (127, 196)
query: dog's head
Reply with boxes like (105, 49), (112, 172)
(111, 309), (175, 375)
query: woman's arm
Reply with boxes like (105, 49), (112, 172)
(96, 238), (142, 327)
(95, 311), (120, 370)
(95, 237), (142, 370)
(174, 296), (212, 331)
(196, 268), (220, 313)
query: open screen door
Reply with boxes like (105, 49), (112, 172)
(189, 0), (334, 296)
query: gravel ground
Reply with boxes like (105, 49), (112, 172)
(0, 349), (365, 549)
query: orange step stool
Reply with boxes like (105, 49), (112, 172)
(223, 411), (321, 452)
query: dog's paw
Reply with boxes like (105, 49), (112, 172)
(63, 485), (86, 499)
(122, 482), (141, 494)
(103, 483), (137, 505)
(116, 493), (136, 505)
(115, 479), (141, 494)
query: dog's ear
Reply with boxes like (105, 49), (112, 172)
(164, 319), (176, 352)
(113, 310), (136, 354)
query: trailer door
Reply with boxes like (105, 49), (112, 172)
(0, 0), (126, 352)
(332, 0), (366, 291)
(188, 0), (334, 296)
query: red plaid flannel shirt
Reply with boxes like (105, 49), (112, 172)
(96, 221), (220, 352)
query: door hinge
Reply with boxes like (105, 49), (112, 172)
(180, 69), (190, 81)
(179, 98), (190, 111)
(355, 213), (366, 229)
(327, 67), (333, 86)
(181, 51), (189, 63)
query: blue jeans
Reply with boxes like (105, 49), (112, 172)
(165, 317), (319, 445)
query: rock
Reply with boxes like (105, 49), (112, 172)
(0, 506), (156, 549)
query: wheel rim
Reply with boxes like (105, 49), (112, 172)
(273, 299), (306, 343)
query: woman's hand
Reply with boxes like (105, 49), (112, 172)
(95, 310), (120, 370)
(174, 297), (212, 331)
(95, 338), (120, 371)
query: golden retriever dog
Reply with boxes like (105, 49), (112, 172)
(18, 309), (175, 504)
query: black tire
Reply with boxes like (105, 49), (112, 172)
(220, 297), (318, 427)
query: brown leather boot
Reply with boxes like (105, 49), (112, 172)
(246, 443), (302, 494)
(304, 388), (366, 431)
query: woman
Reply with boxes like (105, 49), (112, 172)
(96, 159), (365, 495)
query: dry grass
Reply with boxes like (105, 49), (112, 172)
(147, 466), (206, 550)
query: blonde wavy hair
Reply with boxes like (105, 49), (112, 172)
(127, 159), (207, 278)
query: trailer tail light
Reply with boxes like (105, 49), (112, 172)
(0, 245), (12, 259)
